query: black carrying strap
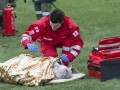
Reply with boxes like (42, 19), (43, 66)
(87, 60), (101, 71)
(51, 2), (57, 9)
(47, 0), (57, 9)
(88, 65), (101, 71)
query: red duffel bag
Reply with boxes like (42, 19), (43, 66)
(87, 36), (120, 81)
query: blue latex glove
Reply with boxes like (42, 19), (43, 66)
(27, 43), (38, 52)
(59, 55), (70, 62)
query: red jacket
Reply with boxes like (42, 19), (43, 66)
(21, 15), (84, 62)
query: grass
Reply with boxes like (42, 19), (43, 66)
(0, 0), (120, 90)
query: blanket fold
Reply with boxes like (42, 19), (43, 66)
(0, 54), (56, 86)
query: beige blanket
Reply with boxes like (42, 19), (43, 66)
(0, 54), (57, 86)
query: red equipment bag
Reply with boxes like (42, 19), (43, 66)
(3, 6), (16, 36)
(87, 36), (120, 81)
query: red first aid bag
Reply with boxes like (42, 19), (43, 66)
(87, 36), (120, 81)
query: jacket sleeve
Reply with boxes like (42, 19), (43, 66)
(20, 23), (44, 49)
(62, 26), (84, 62)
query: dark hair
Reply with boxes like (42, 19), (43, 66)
(50, 9), (65, 24)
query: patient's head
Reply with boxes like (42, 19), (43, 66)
(52, 61), (72, 79)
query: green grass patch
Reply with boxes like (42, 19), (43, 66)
(0, 0), (120, 90)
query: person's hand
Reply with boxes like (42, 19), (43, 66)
(27, 43), (38, 52)
(59, 55), (69, 62)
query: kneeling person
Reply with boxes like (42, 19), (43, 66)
(21, 8), (84, 66)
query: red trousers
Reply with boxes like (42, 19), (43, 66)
(39, 39), (71, 66)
